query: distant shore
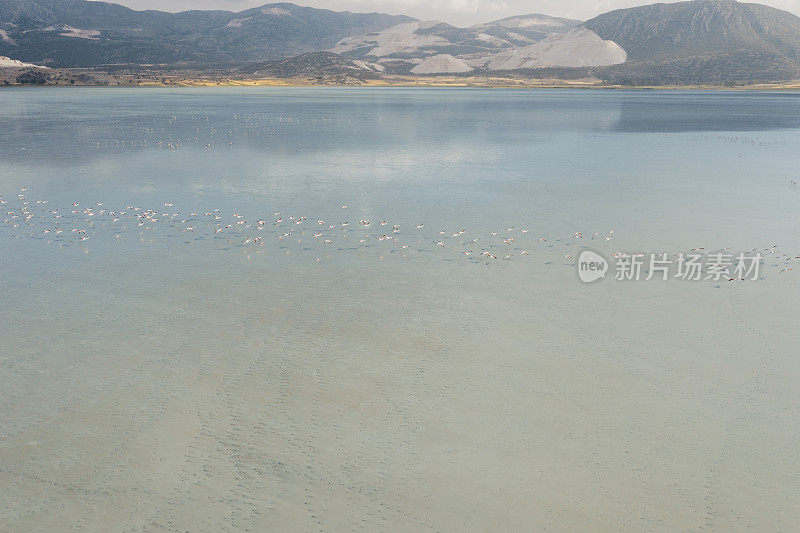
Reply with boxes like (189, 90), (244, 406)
(3, 67), (800, 90)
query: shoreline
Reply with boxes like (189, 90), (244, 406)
(4, 78), (800, 91)
(3, 67), (800, 91)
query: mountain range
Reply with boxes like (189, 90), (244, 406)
(0, 0), (411, 66)
(330, 15), (582, 73)
(2, 0), (800, 84)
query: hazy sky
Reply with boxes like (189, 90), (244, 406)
(109, 0), (800, 27)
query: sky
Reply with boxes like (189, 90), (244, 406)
(109, 0), (800, 27)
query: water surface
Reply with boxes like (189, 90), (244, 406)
(1, 88), (799, 530)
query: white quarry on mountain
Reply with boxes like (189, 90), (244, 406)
(226, 18), (250, 28)
(0, 56), (49, 68)
(487, 27), (626, 70)
(475, 33), (510, 46)
(410, 54), (473, 74)
(331, 13), (586, 74)
(43, 25), (100, 40)
(352, 59), (385, 71)
(261, 7), (291, 15)
(333, 21), (447, 57)
(481, 15), (577, 29)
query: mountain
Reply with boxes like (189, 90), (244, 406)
(471, 13), (584, 38)
(331, 15), (581, 73)
(583, 0), (800, 81)
(0, 0), (412, 67)
(240, 50), (379, 80)
(3, 0), (800, 83)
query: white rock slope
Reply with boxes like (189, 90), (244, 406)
(0, 56), (49, 69)
(487, 27), (626, 70)
(333, 21), (447, 57)
(410, 54), (472, 74)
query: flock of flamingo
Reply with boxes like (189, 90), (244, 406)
(2, 187), (797, 277)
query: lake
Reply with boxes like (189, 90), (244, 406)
(1, 87), (799, 530)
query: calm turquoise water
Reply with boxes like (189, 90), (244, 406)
(1, 88), (799, 530)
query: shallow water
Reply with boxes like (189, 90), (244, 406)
(1, 87), (799, 530)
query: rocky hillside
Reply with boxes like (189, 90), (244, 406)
(583, 0), (800, 80)
(0, 0), (412, 67)
(3, 0), (800, 83)
(239, 51), (380, 80)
